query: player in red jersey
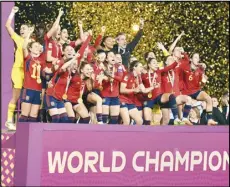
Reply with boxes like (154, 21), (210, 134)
(59, 28), (82, 49)
(44, 55), (79, 123)
(78, 20), (105, 63)
(63, 61), (92, 124)
(35, 11), (65, 122)
(181, 53), (217, 125)
(160, 56), (193, 125)
(46, 8), (64, 63)
(96, 51), (124, 124)
(18, 27), (45, 123)
(141, 57), (183, 125)
(120, 61), (154, 125)
(86, 50), (106, 124)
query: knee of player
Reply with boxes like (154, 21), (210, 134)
(136, 117), (143, 125)
(186, 96), (192, 105)
(96, 97), (103, 104)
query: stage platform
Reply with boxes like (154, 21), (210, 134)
(1, 124), (229, 186)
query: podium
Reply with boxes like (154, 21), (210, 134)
(1, 124), (229, 186)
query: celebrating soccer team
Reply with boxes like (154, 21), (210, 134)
(5, 6), (218, 130)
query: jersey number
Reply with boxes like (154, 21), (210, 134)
(31, 64), (41, 79)
(189, 75), (193, 81)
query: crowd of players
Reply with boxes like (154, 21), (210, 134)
(5, 7), (229, 131)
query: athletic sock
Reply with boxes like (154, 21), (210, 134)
(51, 114), (60, 123)
(7, 103), (16, 122)
(102, 114), (109, 124)
(109, 116), (119, 124)
(18, 115), (28, 122)
(183, 104), (192, 118)
(59, 113), (69, 123)
(79, 117), (90, 124)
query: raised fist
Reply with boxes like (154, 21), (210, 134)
(59, 8), (64, 16)
(78, 20), (83, 27)
(156, 42), (164, 50)
(140, 18), (144, 29)
(29, 26), (35, 34)
(12, 6), (19, 13)
(88, 29), (93, 36)
(101, 26), (106, 34)
(180, 31), (185, 36)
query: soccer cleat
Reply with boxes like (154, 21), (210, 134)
(5, 121), (16, 131)
(98, 121), (104, 125)
(174, 118), (184, 126)
(207, 119), (218, 126)
(182, 118), (193, 126)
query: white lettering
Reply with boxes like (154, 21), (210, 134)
(99, 152), (110, 172)
(175, 151), (189, 171)
(203, 151), (208, 171)
(48, 151), (68, 173)
(111, 151), (126, 172)
(223, 151), (229, 170)
(190, 151), (202, 171)
(67, 151), (83, 173)
(84, 151), (99, 173)
(160, 151), (174, 171)
(209, 151), (222, 171)
(132, 151), (145, 172)
(145, 151), (159, 172)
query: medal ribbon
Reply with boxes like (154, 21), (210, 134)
(80, 82), (85, 99)
(64, 74), (72, 95)
(148, 70), (156, 87)
(109, 65), (115, 92)
(167, 70), (175, 88)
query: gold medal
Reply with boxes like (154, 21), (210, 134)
(37, 79), (41, 84)
(62, 94), (68, 100)
(148, 92), (152, 98)
(99, 86), (103, 91)
(78, 98), (83, 104)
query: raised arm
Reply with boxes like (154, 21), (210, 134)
(22, 26), (34, 57)
(61, 54), (79, 71)
(94, 26), (106, 49)
(158, 61), (178, 74)
(168, 31), (185, 54)
(78, 20), (84, 41)
(46, 8), (64, 38)
(77, 30), (92, 64)
(157, 42), (170, 57)
(5, 6), (19, 37)
(127, 18), (144, 53)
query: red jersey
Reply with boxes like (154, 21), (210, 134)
(47, 39), (62, 60)
(23, 54), (45, 91)
(177, 53), (190, 91)
(41, 59), (64, 86)
(66, 73), (83, 104)
(46, 68), (69, 101)
(100, 64), (124, 98)
(161, 67), (180, 96)
(92, 61), (105, 90)
(134, 93), (144, 107)
(119, 73), (142, 104)
(77, 35), (92, 65)
(181, 67), (204, 95)
(141, 62), (178, 100)
(86, 34), (103, 63)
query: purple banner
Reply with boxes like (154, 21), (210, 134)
(35, 125), (229, 186)
(1, 2), (15, 129)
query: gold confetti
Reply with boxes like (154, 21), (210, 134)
(15, 2), (229, 98)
